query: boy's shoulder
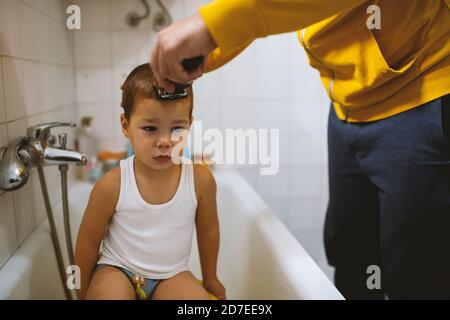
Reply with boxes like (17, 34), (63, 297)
(89, 166), (121, 205)
(192, 164), (217, 200)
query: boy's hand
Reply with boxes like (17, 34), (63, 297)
(203, 277), (226, 300)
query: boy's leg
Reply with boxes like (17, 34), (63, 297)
(150, 271), (211, 300)
(85, 265), (135, 300)
(324, 105), (384, 299)
(358, 96), (450, 299)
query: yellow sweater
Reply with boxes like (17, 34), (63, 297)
(199, 0), (450, 122)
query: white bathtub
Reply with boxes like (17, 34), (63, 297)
(0, 169), (343, 300)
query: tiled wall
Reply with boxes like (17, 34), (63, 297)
(0, 0), (77, 268)
(71, 0), (334, 278)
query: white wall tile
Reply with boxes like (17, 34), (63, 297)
(193, 99), (220, 130)
(193, 71), (220, 100)
(76, 67), (113, 104)
(22, 61), (42, 117)
(75, 31), (112, 67)
(112, 63), (133, 103)
(0, 124), (7, 148)
(112, 31), (152, 66)
(256, 100), (289, 130)
(163, 0), (185, 22)
(254, 33), (292, 65)
(255, 63), (289, 100)
(0, 62), (6, 124)
(19, 1), (39, 61)
(78, 104), (115, 139)
(0, 0), (22, 57)
(289, 132), (325, 166)
(277, 129), (290, 169)
(288, 99), (326, 134)
(288, 199), (326, 231)
(2, 57), (26, 122)
(47, 19), (64, 64)
(61, 29), (76, 66)
(23, 0), (65, 22)
(0, 192), (18, 268)
(182, 0), (209, 17)
(288, 166), (323, 199)
(256, 168), (288, 201)
(220, 99), (256, 130)
(289, 62), (327, 101)
(35, 10), (52, 63)
(61, 67), (77, 107)
(39, 63), (55, 112)
(289, 32), (310, 64)
(58, 67), (76, 108)
(218, 65), (255, 100)
(73, 0), (110, 30)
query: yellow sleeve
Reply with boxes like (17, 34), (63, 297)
(199, 0), (367, 55)
(204, 42), (251, 73)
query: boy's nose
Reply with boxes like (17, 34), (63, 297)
(156, 133), (172, 148)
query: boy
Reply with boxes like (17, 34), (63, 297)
(75, 63), (226, 300)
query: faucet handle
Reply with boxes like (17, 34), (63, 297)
(26, 122), (76, 143)
(58, 133), (67, 150)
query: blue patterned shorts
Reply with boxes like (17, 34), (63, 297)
(94, 264), (160, 300)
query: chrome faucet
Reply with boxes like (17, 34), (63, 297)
(0, 122), (87, 191)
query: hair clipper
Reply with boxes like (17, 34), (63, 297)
(153, 56), (204, 100)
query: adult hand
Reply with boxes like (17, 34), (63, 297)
(150, 13), (217, 92)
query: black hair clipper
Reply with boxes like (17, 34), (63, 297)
(153, 56), (204, 100)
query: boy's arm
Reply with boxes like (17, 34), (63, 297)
(194, 165), (222, 290)
(75, 168), (120, 299)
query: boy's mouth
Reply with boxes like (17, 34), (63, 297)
(153, 155), (172, 163)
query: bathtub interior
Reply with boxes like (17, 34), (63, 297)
(189, 171), (342, 299)
(0, 169), (342, 300)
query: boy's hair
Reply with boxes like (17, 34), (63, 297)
(120, 63), (193, 120)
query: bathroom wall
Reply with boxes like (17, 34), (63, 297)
(70, 0), (334, 279)
(0, 0), (77, 269)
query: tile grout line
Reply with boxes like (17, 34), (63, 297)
(0, 54), (75, 69)
(19, 0), (65, 25)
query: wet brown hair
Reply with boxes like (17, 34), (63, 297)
(120, 63), (193, 120)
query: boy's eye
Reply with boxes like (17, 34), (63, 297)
(142, 126), (157, 132)
(171, 126), (185, 132)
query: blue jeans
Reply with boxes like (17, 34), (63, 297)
(324, 94), (450, 299)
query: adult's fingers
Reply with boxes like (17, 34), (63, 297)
(150, 43), (164, 86)
(150, 13), (217, 89)
(150, 47), (174, 92)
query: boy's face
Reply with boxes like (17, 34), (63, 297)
(120, 95), (192, 170)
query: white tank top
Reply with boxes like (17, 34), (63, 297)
(97, 155), (198, 279)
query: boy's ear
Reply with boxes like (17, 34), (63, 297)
(120, 113), (130, 138)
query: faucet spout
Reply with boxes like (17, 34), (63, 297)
(43, 147), (88, 166)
